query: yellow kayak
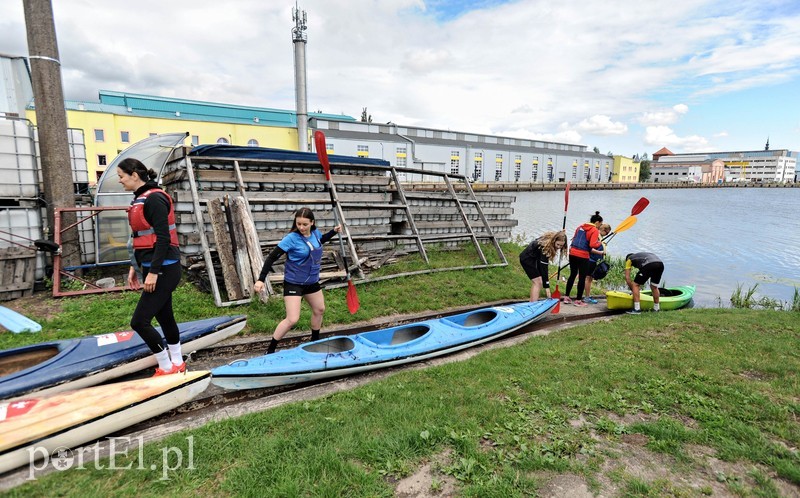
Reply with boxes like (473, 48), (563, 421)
(606, 285), (696, 311)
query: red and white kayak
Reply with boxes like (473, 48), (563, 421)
(0, 370), (210, 474)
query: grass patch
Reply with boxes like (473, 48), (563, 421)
(3, 244), (800, 496)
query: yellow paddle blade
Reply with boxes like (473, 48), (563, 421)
(612, 215), (638, 235)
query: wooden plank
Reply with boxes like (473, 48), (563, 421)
(227, 196), (254, 299)
(185, 169), (391, 186)
(172, 190), (391, 205)
(0, 248), (36, 261)
(207, 198), (243, 301)
(231, 196), (271, 301)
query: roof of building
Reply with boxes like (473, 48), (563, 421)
(49, 90), (356, 128)
(653, 147), (673, 157)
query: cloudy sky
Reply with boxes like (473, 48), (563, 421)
(2, 0), (800, 156)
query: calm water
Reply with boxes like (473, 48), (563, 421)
(510, 188), (800, 307)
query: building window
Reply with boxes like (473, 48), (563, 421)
(247, 139), (259, 147)
(514, 154), (521, 181)
(474, 152), (483, 181)
(191, 135), (200, 146)
(547, 165), (554, 182)
(357, 145), (369, 157)
(396, 146), (407, 168)
(326, 143), (334, 153)
(94, 129), (104, 142)
(97, 154), (107, 166)
(495, 153), (503, 181)
(450, 150), (460, 175)
(120, 131), (130, 143)
(217, 137), (229, 144)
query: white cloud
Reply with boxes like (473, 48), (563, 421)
(2, 0), (799, 154)
(640, 104), (689, 126)
(575, 115), (628, 136)
(644, 126), (711, 152)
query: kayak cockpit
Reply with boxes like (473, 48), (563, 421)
(442, 310), (498, 328)
(358, 325), (430, 347)
(302, 337), (356, 354)
(0, 346), (60, 377)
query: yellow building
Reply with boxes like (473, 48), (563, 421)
(611, 155), (640, 183)
(25, 90), (354, 183)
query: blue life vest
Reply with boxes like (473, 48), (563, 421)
(570, 227), (590, 252)
(283, 231), (323, 285)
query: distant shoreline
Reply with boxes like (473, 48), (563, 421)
(404, 180), (797, 193)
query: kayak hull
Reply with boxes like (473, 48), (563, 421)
(0, 316), (245, 401)
(0, 371), (210, 474)
(212, 300), (557, 390)
(606, 285), (696, 311)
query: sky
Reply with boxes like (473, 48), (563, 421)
(2, 0), (800, 157)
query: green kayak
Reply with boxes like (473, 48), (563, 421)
(606, 285), (696, 311)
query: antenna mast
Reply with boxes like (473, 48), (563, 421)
(292, 4), (309, 151)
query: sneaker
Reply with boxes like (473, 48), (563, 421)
(573, 300), (588, 307)
(152, 366), (176, 377)
(562, 296), (573, 304)
(583, 297), (598, 304)
(626, 309), (641, 315)
(152, 363), (184, 377)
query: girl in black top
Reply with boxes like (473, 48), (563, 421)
(519, 231), (567, 301)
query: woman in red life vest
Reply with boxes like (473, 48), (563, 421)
(117, 158), (184, 376)
(583, 223), (611, 304)
(563, 211), (603, 307)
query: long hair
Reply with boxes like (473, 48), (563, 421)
(538, 231), (567, 261)
(117, 158), (157, 182)
(290, 207), (317, 233)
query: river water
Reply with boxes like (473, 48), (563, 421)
(510, 188), (800, 307)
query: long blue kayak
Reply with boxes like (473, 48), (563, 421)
(0, 315), (245, 401)
(212, 300), (557, 390)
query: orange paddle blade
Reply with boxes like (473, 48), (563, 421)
(346, 280), (360, 314)
(551, 285), (561, 314)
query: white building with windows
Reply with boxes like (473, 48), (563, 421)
(310, 118), (614, 183)
(654, 148), (796, 183)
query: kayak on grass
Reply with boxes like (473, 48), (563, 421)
(211, 299), (557, 390)
(0, 315), (245, 401)
(606, 285), (696, 311)
(0, 370), (210, 474)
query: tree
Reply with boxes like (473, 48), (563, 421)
(593, 146), (600, 153)
(360, 107), (372, 123)
(639, 159), (651, 181)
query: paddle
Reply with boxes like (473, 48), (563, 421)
(602, 214), (638, 243)
(551, 182), (570, 313)
(630, 197), (650, 216)
(314, 130), (360, 314)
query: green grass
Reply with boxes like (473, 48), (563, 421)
(3, 244), (800, 496)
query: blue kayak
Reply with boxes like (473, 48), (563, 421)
(212, 300), (557, 390)
(0, 315), (246, 401)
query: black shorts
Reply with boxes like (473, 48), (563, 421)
(283, 281), (322, 296)
(634, 262), (664, 286)
(519, 255), (543, 280)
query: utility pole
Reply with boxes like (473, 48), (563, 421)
(22, 0), (80, 268)
(292, 4), (309, 151)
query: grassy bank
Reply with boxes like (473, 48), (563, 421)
(3, 244), (800, 496)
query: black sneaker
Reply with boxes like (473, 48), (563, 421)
(626, 309), (641, 315)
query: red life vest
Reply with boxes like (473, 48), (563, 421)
(128, 188), (179, 250)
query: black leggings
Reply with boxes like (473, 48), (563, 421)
(565, 254), (590, 300)
(131, 263), (181, 354)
